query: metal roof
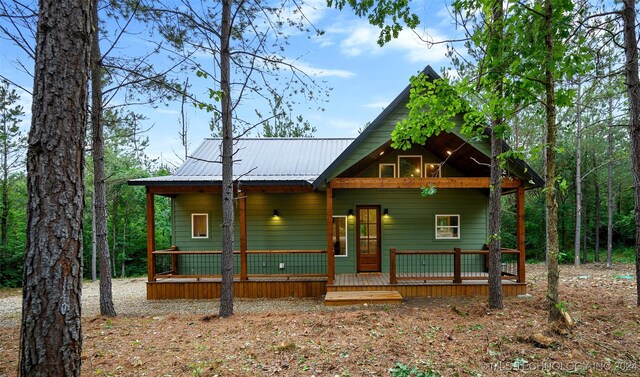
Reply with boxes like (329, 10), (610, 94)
(129, 138), (354, 186)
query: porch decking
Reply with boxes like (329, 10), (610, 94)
(146, 272), (526, 299)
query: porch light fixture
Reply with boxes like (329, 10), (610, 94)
(383, 208), (389, 216)
(348, 209), (354, 216)
(273, 209), (280, 217)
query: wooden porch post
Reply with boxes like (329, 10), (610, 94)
(146, 190), (156, 282)
(516, 185), (526, 283)
(239, 189), (248, 281)
(453, 247), (462, 284)
(389, 248), (397, 284)
(326, 187), (334, 285)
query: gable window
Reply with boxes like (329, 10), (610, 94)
(192, 213), (209, 238)
(435, 214), (460, 239)
(332, 216), (348, 256)
(398, 156), (422, 177)
(425, 163), (442, 177)
(379, 163), (396, 178)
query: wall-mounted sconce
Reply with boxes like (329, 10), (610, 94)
(348, 209), (354, 216)
(273, 209), (280, 217)
(383, 208), (389, 216)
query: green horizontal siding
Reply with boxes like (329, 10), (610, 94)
(327, 104), (410, 181)
(333, 189), (488, 273)
(246, 192), (326, 250)
(171, 189), (487, 275)
(173, 193), (240, 251)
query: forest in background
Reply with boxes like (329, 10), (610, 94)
(0, 72), (635, 288)
(0, 87), (172, 287)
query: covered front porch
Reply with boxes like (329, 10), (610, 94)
(143, 177), (527, 300)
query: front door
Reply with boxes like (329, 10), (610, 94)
(356, 206), (381, 272)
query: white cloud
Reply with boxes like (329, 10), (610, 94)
(363, 101), (388, 109)
(156, 108), (179, 115)
(286, 60), (355, 78)
(332, 21), (452, 64)
(322, 118), (363, 136)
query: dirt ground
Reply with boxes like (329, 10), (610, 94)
(1, 263), (639, 376)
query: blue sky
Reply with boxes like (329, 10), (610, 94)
(0, 0), (462, 167)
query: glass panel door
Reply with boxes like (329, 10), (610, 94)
(356, 206), (381, 272)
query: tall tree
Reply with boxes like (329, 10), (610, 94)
(155, 0), (328, 316)
(90, 0), (116, 317)
(19, 0), (90, 374)
(621, 0), (640, 305)
(219, 0), (234, 318)
(0, 81), (25, 276)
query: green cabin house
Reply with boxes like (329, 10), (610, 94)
(129, 66), (542, 300)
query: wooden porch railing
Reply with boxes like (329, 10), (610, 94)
(389, 247), (524, 284)
(150, 248), (327, 281)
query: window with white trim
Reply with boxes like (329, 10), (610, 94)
(425, 163), (442, 177)
(379, 163), (396, 178)
(332, 216), (348, 256)
(192, 213), (209, 238)
(398, 155), (423, 177)
(435, 214), (460, 239)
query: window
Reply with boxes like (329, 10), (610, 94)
(332, 216), (348, 256)
(435, 214), (460, 239)
(398, 155), (423, 177)
(379, 163), (396, 178)
(192, 213), (209, 238)
(425, 163), (442, 177)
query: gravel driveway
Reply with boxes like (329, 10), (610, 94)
(0, 278), (329, 327)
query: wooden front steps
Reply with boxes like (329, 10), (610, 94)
(324, 290), (403, 306)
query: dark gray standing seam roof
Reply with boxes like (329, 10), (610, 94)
(128, 138), (354, 186)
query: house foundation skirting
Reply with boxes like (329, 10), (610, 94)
(146, 278), (526, 299)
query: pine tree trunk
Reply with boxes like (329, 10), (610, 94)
(91, 0), (116, 317)
(91, 194), (97, 282)
(0, 114), (8, 276)
(219, 0), (234, 318)
(121, 224), (126, 277)
(544, 0), (562, 322)
(488, 127), (503, 309)
(487, 0), (504, 310)
(594, 179), (600, 261)
(574, 82), (582, 266)
(621, 0), (640, 305)
(582, 183), (588, 262)
(20, 0), (90, 373)
(607, 87), (614, 268)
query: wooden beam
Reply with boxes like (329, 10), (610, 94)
(329, 177), (522, 189)
(244, 185), (314, 193)
(146, 184), (313, 195)
(146, 190), (156, 282)
(516, 184), (526, 283)
(326, 188), (334, 285)
(148, 185), (221, 195)
(239, 190), (248, 281)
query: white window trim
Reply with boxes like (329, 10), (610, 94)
(191, 213), (209, 239)
(333, 215), (348, 257)
(424, 162), (442, 177)
(397, 155), (423, 177)
(435, 214), (460, 240)
(378, 163), (396, 178)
